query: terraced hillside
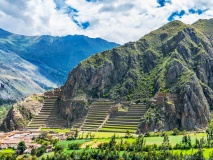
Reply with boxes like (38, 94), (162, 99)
(27, 96), (67, 129)
(81, 100), (114, 131)
(99, 104), (147, 133)
(71, 117), (86, 129)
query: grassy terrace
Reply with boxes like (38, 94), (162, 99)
(80, 101), (114, 131)
(28, 96), (67, 129)
(100, 104), (146, 133)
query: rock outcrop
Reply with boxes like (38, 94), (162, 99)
(60, 19), (213, 131)
(0, 94), (43, 131)
(56, 98), (89, 123)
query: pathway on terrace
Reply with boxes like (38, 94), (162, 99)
(80, 100), (114, 132)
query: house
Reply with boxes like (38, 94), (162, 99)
(152, 92), (178, 104)
(65, 131), (74, 137)
(24, 149), (31, 154)
(46, 145), (53, 152)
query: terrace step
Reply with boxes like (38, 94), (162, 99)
(99, 128), (136, 133)
(80, 100), (113, 132)
(100, 103), (147, 133)
(28, 95), (66, 129)
(103, 125), (137, 130)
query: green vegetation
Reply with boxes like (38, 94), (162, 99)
(0, 149), (16, 160)
(192, 19), (213, 37)
(0, 149), (15, 155)
(0, 129), (211, 160)
(0, 99), (15, 106)
(17, 141), (27, 154)
(41, 128), (70, 133)
(31, 131), (213, 159)
(0, 105), (12, 124)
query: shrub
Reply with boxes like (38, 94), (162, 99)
(172, 128), (179, 135)
(144, 132), (151, 137)
(54, 144), (65, 153)
(98, 142), (108, 150)
(36, 145), (46, 157)
(17, 141), (27, 154)
(68, 142), (81, 150)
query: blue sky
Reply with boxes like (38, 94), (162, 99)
(0, 0), (212, 44)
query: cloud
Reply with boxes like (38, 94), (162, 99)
(0, 0), (212, 44)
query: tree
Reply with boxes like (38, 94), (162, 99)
(187, 135), (192, 147)
(172, 128), (179, 135)
(74, 129), (79, 140)
(182, 135), (188, 148)
(206, 118), (213, 147)
(161, 133), (170, 155)
(135, 134), (146, 151)
(31, 148), (36, 156)
(17, 141), (27, 154)
(109, 134), (116, 151)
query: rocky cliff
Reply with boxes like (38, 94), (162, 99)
(61, 19), (213, 131)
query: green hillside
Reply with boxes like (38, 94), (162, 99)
(61, 19), (213, 131)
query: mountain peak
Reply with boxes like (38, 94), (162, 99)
(192, 18), (213, 37)
(0, 28), (12, 38)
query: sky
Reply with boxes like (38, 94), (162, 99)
(0, 0), (212, 44)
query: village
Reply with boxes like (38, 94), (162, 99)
(0, 128), (76, 154)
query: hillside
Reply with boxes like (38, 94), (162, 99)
(0, 94), (43, 131)
(61, 18), (213, 131)
(0, 49), (56, 101)
(0, 29), (119, 101)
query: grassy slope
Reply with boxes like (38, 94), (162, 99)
(67, 20), (211, 100)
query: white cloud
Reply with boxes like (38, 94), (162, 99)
(0, 0), (212, 44)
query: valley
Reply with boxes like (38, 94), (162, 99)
(0, 29), (119, 101)
(0, 18), (213, 159)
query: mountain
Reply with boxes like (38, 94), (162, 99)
(0, 49), (56, 101)
(60, 18), (213, 131)
(0, 29), (119, 101)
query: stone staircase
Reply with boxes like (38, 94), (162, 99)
(71, 117), (86, 129)
(99, 104), (147, 133)
(27, 95), (67, 129)
(80, 100), (114, 131)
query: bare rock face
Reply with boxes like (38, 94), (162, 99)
(60, 19), (213, 131)
(180, 76), (210, 130)
(56, 99), (88, 123)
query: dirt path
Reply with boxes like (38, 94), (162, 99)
(91, 142), (102, 148)
(81, 141), (94, 148)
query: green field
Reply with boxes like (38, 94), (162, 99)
(145, 133), (206, 146)
(82, 131), (126, 138)
(80, 132), (206, 146)
(172, 148), (213, 159)
(39, 152), (54, 160)
(38, 128), (210, 158)
(0, 149), (15, 157)
(41, 128), (70, 133)
(57, 139), (90, 148)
